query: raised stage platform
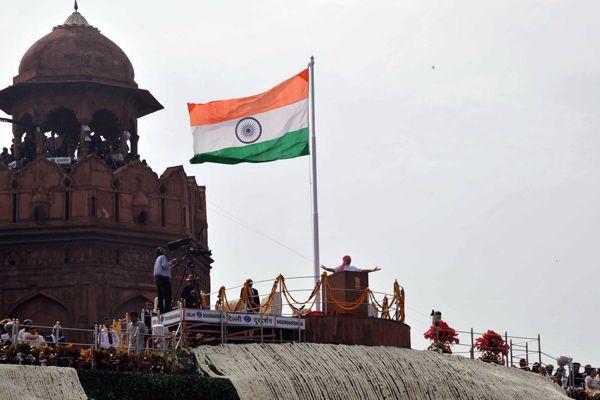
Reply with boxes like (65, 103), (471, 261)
(153, 308), (411, 349)
(153, 309), (305, 330)
(304, 314), (411, 348)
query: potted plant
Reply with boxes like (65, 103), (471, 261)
(473, 330), (509, 364)
(424, 320), (459, 354)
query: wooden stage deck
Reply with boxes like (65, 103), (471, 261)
(304, 314), (411, 348)
(156, 309), (411, 348)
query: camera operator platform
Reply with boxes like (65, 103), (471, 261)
(153, 237), (212, 313)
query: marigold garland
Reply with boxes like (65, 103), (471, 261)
(214, 273), (406, 322)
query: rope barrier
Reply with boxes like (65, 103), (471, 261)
(212, 272), (406, 323)
(281, 276), (320, 306)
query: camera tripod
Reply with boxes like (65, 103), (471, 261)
(172, 254), (202, 309)
(164, 237), (211, 309)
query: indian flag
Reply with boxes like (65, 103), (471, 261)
(188, 69), (309, 164)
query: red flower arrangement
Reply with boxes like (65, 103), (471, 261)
(473, 330), (509, 364)
(423, 321), (459, 354)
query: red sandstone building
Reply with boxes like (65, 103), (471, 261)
(0, 7), (211, 330)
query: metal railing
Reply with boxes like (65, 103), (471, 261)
(422, 325), (588, 398)
(208, 274), (404, 321)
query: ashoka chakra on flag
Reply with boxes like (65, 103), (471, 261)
(188, 69), (309, 165)
(235, 117), (262, 144)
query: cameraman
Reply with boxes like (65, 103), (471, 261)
(181, 274), (197, 308)
(153, 247), (178, 314)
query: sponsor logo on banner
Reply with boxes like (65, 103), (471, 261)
(157, 309), (302, 330)
(158, 310), (181, 325)
(275, 317), (305, 330)
(183, 309), (223, 323)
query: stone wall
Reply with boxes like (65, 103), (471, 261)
(195, 343), (569, 400)
(0, 155), (211, 333)
(0, 365), (86, 400)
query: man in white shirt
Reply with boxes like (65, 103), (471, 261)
(25, 327), (46, 346)
(585, 368), (600, 396)
(1, 321), (13, 344)
(321, 255), (381, 274)
(153, 247), (178, 314)
(128, 312), (148, 358)
(99, 318), (119, 349)
(17, 319), (32, 343)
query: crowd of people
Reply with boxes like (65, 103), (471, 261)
(518, 358), (600, 399)
(0, 318), (65, 346)
(0, 308), (160, 360)
(0, 147), (15, 165)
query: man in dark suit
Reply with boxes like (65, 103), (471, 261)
(240, 279), (260, 312)
(181, 274), (198, 308)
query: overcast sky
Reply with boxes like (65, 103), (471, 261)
(2, 0), (600, 365)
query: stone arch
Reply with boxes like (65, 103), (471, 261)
(10, 293), (71, 329)
(90, 109), (123, 163)
(3, 113), (26, 162)
(44, 106), (80, 158)
(18, 113), (36, 162)
(132, 191), (149, 224)
(32, 204), (48, 224)
(113, 294), (152, 320)
(91, 110), (121, 139)
(17, 113), (34, 132)
(134, 209), (148, 224)
(128, 117), (138, 157)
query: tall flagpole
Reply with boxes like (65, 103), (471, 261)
(308, 56), (321, 311)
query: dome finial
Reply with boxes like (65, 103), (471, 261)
(63, 0), (90, 26)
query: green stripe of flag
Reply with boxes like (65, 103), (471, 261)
(190, 128), (309, 165)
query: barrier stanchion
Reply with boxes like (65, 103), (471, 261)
(537, 334), (542, 366)
(14, 319), (19, 344)
(220, 308), (225, 344)
(11, 319), (18, 344)
(180, 303), (186, 349)
(569, 361), (574, 398)
(278, 278), (283, 310)
(510, 339), (514, 367)
(297, 306), (304, 343)
(504, 332), (509, 366)
(224, 310), (228, 344)
(470, 328), (474, 360)
(52, 321), (62, 344)
(92, 324), (98, 370)
(260, 313), (264, 344)
(94, 324), (99, 349)
(525, 342), (529, 368)
(322, 274), (327, 315)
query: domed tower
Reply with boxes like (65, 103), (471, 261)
(0, 3), (161, 162)
(0, 5), (211, 334)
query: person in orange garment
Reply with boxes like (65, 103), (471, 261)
(321, 255), (381, 273)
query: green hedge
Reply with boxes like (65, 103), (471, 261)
(77, 370), (239, 400)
